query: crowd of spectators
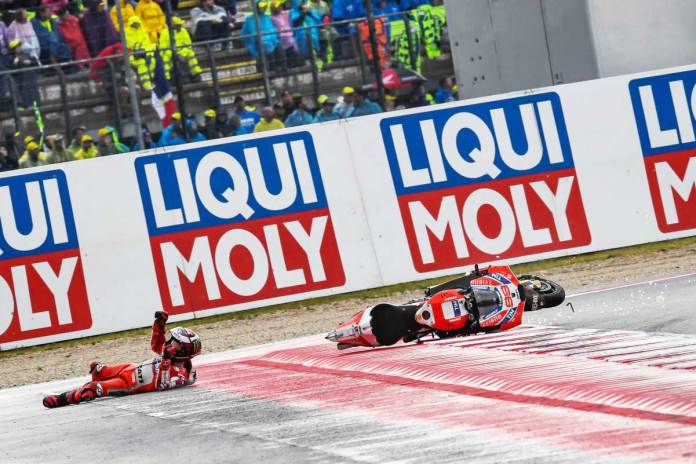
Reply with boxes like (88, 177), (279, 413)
(0, 0), (448, 172)
(0, 0), (438, 107)
(0, 72), (456, 172)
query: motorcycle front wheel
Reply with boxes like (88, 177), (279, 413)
(518, 275), (565, 311)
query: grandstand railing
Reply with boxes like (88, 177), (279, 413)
(0, 9), (449, 143)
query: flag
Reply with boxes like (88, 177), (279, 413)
(150, 51), (177, 127)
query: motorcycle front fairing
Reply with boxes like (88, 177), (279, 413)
(470, 265), (525, 331)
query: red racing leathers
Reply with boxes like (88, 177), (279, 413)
(90, 320), (197, 396)
(43, 316), (196, 408)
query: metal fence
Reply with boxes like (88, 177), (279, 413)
(0, 6), (448, 144)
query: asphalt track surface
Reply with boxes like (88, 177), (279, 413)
(3, 273), (696, 464)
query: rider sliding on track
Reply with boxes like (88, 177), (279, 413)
(43, 311), (200, 408)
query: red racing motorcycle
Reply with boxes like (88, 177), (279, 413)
(326, 265), (565, 350)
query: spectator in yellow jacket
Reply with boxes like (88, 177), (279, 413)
(159, 16), (202, 81)
(110, 0), (135, 32)
(18, 141), (50, 168)
(135, 0), (165, 41)
(254, 106), (285, 132)
(125, 15), (156, 90)
(74, 135), (99, 160)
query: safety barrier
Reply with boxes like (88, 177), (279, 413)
(1, 62), (695, 349)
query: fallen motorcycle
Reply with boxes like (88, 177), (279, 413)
(326, 265), (565, 350)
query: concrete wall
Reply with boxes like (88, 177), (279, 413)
(445, 0), (696, 97)
(587, 0), (696, 77)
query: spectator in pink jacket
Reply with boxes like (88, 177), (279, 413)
(7, 9), (40, 62)
(42, 0), (69, 15)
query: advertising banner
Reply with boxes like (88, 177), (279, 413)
(3, 63), (696, 349)
(134, 132), (346, 314)
(379, 92), (591, 273)
(0, 170), (91, 344)
(629, 69), (696, 233)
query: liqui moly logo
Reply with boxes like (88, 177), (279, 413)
(629, 69), (696, 232)
(135, 132), (345, 314)
(0, 171), (91, 344)
(380, 93), (591, 272)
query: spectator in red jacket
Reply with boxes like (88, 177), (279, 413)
(57, 7), (90, 68)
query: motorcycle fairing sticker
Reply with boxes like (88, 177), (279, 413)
(134, 132), (346, 314)
(380, 92), (591, 272)
(629, 69), (696, 232)
(0, 170), (92, 343)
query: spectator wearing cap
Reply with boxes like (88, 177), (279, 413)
(233, 96), (260, 134)
(66, 126), (85, 158)
(159, 16), (202, 82)
(110, 0), (136, 33)
(9, 38), (40, 109)
(345, 89), (382, 118)
(47, 133), (73, 163)
(131, 127), (157, 151)
(57, 7), (90, 67)
(7, 9), (41, 62)
(81, 0), (119, 57)
(284, 94), (314, 127)
(254, 106), (285, 132)
(158, 112), (184, 146)
(241, 1), (282, 70)
(97, 126), (128, 156)
(19, 141), (50, 168)
(74, 135), (99, 160)
(191, 0), (231, 43)
(434, 77), (455, 104)
(32, 6), (72, 65)
(135, 0), (166, 42)
(202, 108), (221, 140)
(333, 86), (354, 118)
(313, 94), (338, 123)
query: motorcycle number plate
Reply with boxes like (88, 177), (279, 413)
(441, 299), (467, 320)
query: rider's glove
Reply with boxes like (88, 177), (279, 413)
(154, 311), (169, 327)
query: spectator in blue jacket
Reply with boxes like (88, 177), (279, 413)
(291, 0), (322, 65)
(32, 6), (72, 64)
(313, 94), (339, 123)
(158, 112), (185, 147)
(241, 1), (282, 69)
(232, 95), (261, 134)
(346, 89), (382, 118)
(434, 76), (456, 104)
(374, 0), (401, 17)
(186, 118), (208, 142)
(284, 94), (314, 127)
(131, 127), (157, 151)
(332, 0), (366, 21)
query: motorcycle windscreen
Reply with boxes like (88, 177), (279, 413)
(472, 287), (502, 319)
